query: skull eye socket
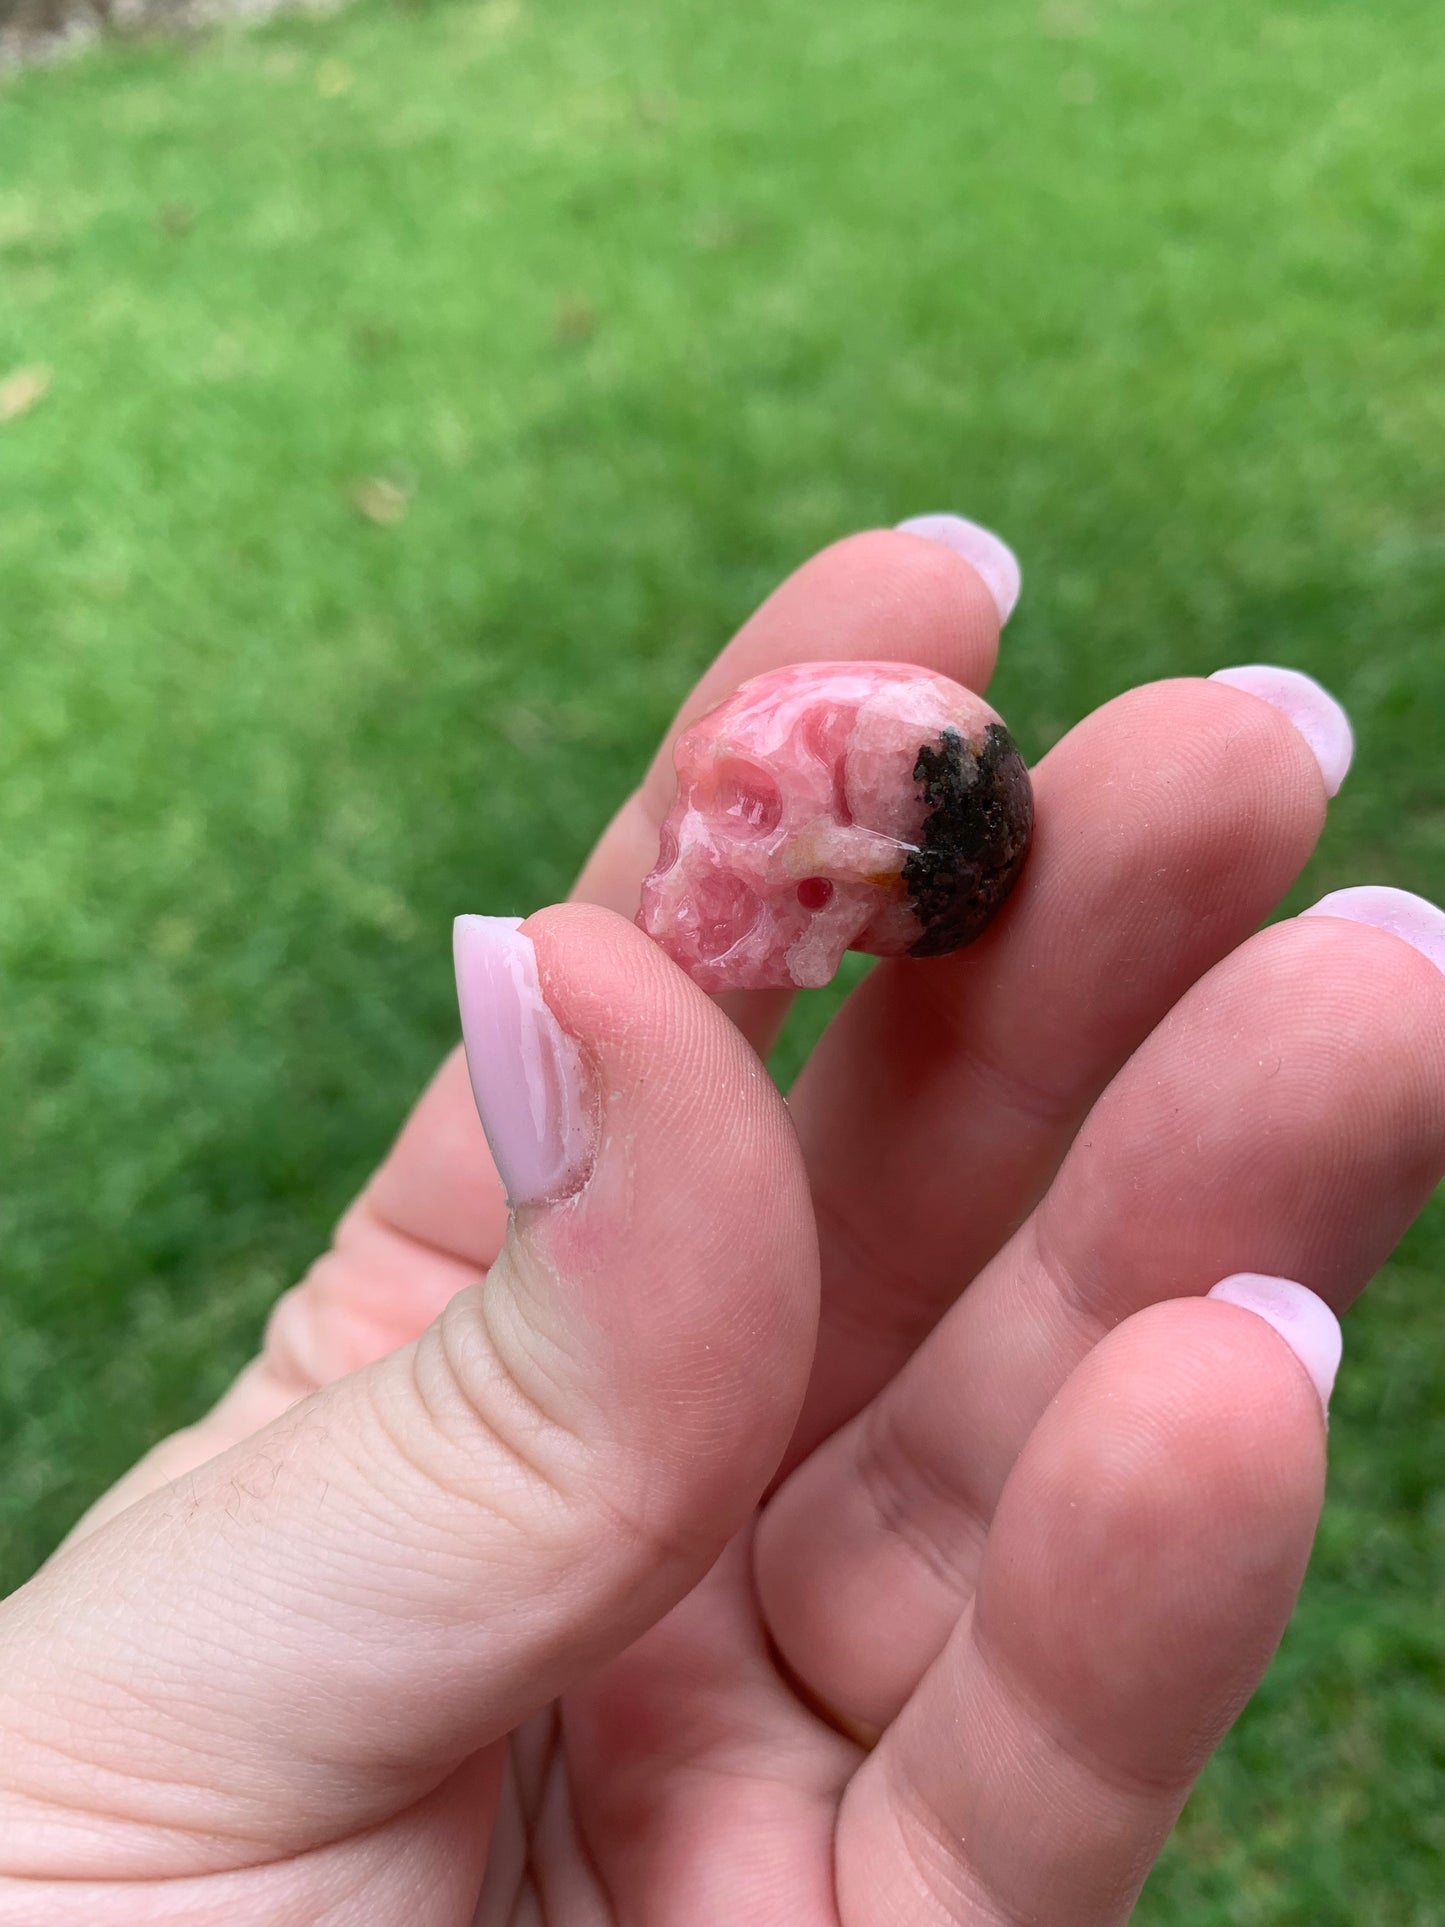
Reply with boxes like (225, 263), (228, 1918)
(797, 703), (853, 827)
(796, 877), (834, 911)
(705, 758), (783, 835)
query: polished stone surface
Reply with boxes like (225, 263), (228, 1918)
(638, 661), (1033, 991)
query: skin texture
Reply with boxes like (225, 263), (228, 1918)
(2, 529), (1444, 1926)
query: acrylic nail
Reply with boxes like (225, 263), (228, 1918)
(1207, 1273), (1342, 1410)
(453, 915), (595, 1206)
(1301, 886), (1445, 977)
(895, 513), (1022, 624)
(1209, 665), (1354, 797)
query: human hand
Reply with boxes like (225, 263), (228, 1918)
(4, 525), (1443, 1925)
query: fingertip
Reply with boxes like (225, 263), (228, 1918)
(774, 525), (1005, 686)
(1302, 885), (1445, 978)
(1206, 1274), (1342, 1411)
(1208, 665), (1354, 798)
(499, 902), (817, 1362)
(896, 513), (1022, 624)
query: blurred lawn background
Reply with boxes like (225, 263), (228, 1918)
(2, 0), (1443, 1916)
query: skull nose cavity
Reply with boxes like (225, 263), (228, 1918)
(796, 877), (834, 911)
(692, 869), (760, 962)
(709, 758), (783, 835)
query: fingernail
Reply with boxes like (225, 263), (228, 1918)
(453, 915), (595, 1206)
(1208, 665), (1354, 797)
(1301, 886), (1445, 976)
(895, 513), (1022, 624)
(1207, 1274), (1342, 1410)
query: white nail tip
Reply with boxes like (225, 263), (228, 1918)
(1301, 887), (1445, 977)
(896, 513), (1022, 624)
(453, 915), (594, 1208)
(1207, 1274), (1342, 1409)
(1208, 665), (1354, 797)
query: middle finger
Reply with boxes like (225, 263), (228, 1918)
(782, 668), (1341, 1469)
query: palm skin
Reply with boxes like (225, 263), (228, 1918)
(4, 530), (1444, 1927)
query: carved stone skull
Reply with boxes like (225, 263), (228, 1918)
(637, 660), (1033, 992)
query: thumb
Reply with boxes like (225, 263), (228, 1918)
(0, 905), (817, 1876)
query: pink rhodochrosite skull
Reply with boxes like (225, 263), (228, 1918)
(637, 660), (1033, 991)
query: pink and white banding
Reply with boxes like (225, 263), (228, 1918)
(637, 660), (1034, 993)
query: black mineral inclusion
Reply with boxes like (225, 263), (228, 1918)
(903, 724), (1034, 958)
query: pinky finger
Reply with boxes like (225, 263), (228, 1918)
(836, 1280), (1340, 1926)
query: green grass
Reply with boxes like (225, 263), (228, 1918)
(2, 0), (1443, 1914)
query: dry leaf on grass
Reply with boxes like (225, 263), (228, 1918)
(1, 366), (51, 423)
(350, 477), (410, 525)
(317, 60), (354, 99)
(554, 295), (598, 346)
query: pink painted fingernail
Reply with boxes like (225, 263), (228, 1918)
(453, 916), (595, 1206)
(895, 513), (1022, 624)
(1207, 1274), (1342, 1410)
(1301, 886), (1445, 976)
(1208, 665), (1354, 797)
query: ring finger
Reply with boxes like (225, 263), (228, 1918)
(758, 896), (1445, 1735)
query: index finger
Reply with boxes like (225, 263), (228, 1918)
(368, 523), (1008, 1266)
